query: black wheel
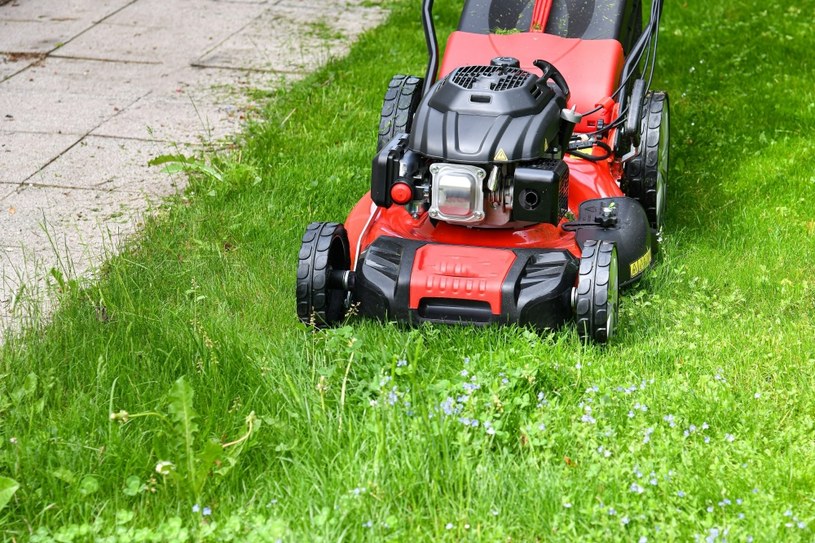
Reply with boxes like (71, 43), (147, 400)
(575, 240), (620, 344)
(622, 91), (669, 231)
(376, 74), (423, 152)
(296, 222), (351, 327)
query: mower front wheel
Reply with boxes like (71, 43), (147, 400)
(296, 222), (352, 328)
(575, 240), (620, 344)
(376, 74), (424, 152)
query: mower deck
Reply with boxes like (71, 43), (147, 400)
(354, 236), (577, 329)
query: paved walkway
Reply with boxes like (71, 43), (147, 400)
(0, 0), (386, 332)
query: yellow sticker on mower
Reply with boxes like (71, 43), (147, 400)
(494, 148), (508, 162)
(630, 248), (652, 277)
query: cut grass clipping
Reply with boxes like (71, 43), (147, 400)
(2, 0), (815, 541)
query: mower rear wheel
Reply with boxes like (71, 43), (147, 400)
(376, 74), (424, 152)
(575, 240), (620, 344)
(296, 222), (351, 328)
(623, 91), (670, 231)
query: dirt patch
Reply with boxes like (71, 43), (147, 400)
(2, 52), (47, 63)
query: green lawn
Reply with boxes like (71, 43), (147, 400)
(2, 0), (815, 541)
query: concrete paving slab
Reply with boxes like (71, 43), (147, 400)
(1, 185), (142, 257)
(161, 64), (295, 97)
(0, 0), (134, 26)
(0, 88), (144, 136)
(24, 135), (182, 196)
(0, 56), (157, 96)
(102, 0), (263, 30)
(91, 91), (249, 144)
(194, 3), (387, 73)
(0, 130), (79, 185)
(0, 19), (88, 54)
(54, 0), (266, 66)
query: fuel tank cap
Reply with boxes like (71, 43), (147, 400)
(490, 57), (521, 69)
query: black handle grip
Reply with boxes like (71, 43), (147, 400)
(533, 59), (570, 100)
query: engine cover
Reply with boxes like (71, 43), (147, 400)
(408, 64), (565, 164)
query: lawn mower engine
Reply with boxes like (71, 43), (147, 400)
(372, 58), (576, 230)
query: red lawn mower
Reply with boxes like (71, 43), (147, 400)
(297, 0), (668, 343)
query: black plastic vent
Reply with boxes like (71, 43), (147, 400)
(363, 239), (403, 283)
(451, 65), (532, 92)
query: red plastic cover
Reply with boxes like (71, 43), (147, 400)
(409, 244), (516, 314)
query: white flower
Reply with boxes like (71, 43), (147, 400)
(155, 461), (175, 476)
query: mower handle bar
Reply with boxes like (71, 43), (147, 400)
(618, 0), (664, 115)
(422, 0), (439, 97)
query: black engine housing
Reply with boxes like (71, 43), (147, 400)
(408, 65), (566, 164)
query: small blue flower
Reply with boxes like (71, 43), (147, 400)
(387, 387), (399, 406)
(192, 504), (200, 513)
(202, 506), (211, 516)
(363, 520), (373, 528)
(441, 397), (459, 416)
(397, 359), (407, 367)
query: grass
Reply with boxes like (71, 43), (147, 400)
(1, 0), (815, 541)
